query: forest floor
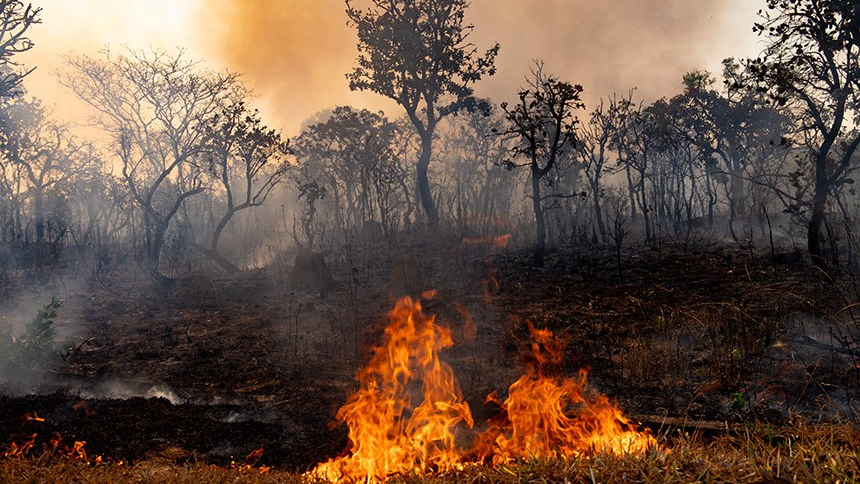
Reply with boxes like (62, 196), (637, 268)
(1, 239), (858, 479)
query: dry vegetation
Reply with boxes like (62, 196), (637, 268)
(2, 421), (858, 483)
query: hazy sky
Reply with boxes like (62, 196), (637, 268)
(19, 0), (766, 136)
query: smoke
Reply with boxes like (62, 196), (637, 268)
(468, 0), (764, 107)
(197, 0), (395, 135)
(197, 0), (763, 132)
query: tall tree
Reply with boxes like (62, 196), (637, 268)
(60, 48), (238, 284)
(610, 94), (658, 244)
(577, 99), (618, 244)
(435, 106), (513, 237)
(748, 0), (860, 267)
(345, 0), (499, 231)
(0, 96), (88, 245)
(674, 64), (788, 240)
(501, 64), (584, 267)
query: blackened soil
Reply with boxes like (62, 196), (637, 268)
(1, 244), (857, 469)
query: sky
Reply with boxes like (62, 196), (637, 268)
(19, 0), (767, 137)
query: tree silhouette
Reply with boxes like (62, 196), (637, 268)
(748, 0), (860, 267)
(0, 1), (40, 98)
(345, 0), (499, 231)
(61, 48), (239, 284)
(501, 64), (584, 267)
(293, 106), (403, 241)
(201, 94), (291, 272)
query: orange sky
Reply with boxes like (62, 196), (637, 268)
(19, 0), (765, 137)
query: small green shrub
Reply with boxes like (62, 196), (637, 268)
(1, 296), (66, 369)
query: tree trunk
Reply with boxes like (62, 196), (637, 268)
(416, 133), (440, 231)
(148, 220), (174, 286)
(732, 160), (746, 219)
(625, 165), (637, 220)
(206, 208), (240, 273)
(531, 165), (545, 268)
(33, 187), (44, 244)
(592, 181), (607, 243)
(808, 155), (830, 268)
(196, 243), (240, 273)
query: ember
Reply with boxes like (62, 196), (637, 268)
(309, 296), (657, 482)
(230, 445), (271, 474)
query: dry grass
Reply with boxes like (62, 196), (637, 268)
(3, 421), (858, 483)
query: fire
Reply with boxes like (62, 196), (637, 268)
(475, 323), (657, 463)
(230, 446), (271, 474)
(50, 433), (90, 461)
(311, 296), (473, 481)
(460, 234), (511, 249)
(310, 296), (657, 482)
(22, 412), (45, 423)
(3, 433), (36, 458)
(2, 411), (114, 465)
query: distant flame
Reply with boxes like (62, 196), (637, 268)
(310, 296), (657, 482)
(460, 234), (511, 249)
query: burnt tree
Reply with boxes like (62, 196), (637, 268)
(0, 1), (39, 98)
(201, 95), (291, 272)
(61, 48), (238, 284)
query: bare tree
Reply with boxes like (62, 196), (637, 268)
(577, 99), (617, 243)
(60, 48), (239, 284)
(0, 96), (93, 246)
(345, 0), (499, 231)
(435, 106), (514, 237)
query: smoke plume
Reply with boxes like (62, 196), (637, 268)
(198, 0), (762, 133)
(197, 0), (393, 134)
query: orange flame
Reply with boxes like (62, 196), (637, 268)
(3, 433), (36, 458)
(311, 296), (473, 481)
(310, 297), (657, 482)
(22, 412), (45, 423)
(231, 445), (271, 474)
(49, 432), (90, 461)
(460, 234), (511, 249)
(475, 322), (656, 462)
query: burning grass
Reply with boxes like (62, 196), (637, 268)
(309, 295), (656, 482)
(2, 422), (858, 483)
